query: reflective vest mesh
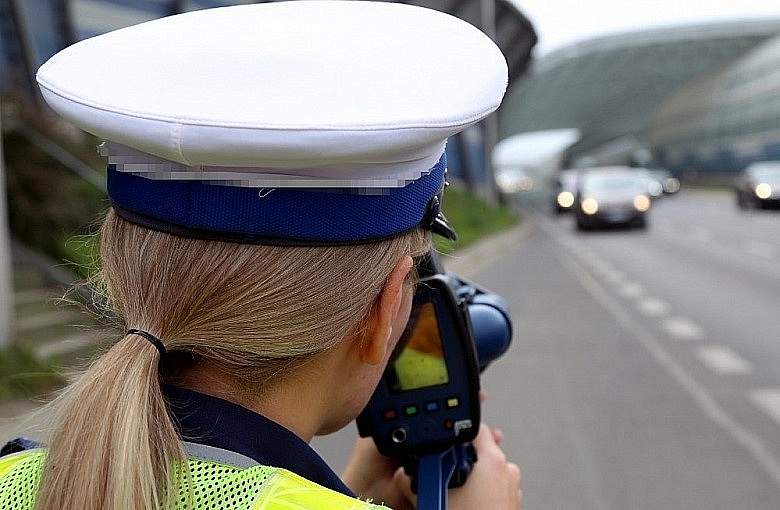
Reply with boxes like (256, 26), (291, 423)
(0, 450), (388, 510)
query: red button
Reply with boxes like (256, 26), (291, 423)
(444, 419), (454, 429)
(383, 409), (398, 420)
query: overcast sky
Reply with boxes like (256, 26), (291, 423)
(511, 0), (780, 54)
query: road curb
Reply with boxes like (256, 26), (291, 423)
(442, 219), (533, 278)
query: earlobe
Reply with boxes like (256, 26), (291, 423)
(358, 256), (413, 366)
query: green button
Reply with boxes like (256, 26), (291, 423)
(404, 405), (418, 416)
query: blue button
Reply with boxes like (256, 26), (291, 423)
(425, 400), (439, 412)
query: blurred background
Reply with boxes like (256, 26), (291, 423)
(1, 1), (780, 508)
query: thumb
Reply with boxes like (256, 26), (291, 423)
(392, 466), (416, 506)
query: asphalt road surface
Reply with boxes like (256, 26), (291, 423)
(316, 189), (780, 509)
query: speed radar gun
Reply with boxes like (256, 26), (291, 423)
(357, 252), (513, 510)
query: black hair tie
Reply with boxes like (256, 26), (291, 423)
(127, 329), (167, 357)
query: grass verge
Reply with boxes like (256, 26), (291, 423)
(435, 186), (519, 254)
(0, 344), (65, 401)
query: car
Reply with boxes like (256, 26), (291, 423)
(575, 169), (651, 230)
(735, 162), (780, 209)
(636, 169), (664, 199)
(648, 169), (681, 194)
(552, 169), (579, 213)
(496, 168), (535, 194)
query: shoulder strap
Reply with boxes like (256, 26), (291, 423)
(182, 441), (259, 469)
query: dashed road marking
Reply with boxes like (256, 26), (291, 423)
(661, 317), (704, 341)
(745, 240), (777, 259)
(751, 390), (780, 427)
(636, 297), (671, 317)
(587, 258), (613, 274)
(697, 345), (752, 375)
(602, 269), (625, 285)
(543, 229), (780, 488)
(617, 282), (645, 299)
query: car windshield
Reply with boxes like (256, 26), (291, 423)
(582, 174), (643, 193)
(750, 168), (780, 184)
(560, 174), (578, 188)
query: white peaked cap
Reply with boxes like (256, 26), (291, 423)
(36, 1), (508, 188)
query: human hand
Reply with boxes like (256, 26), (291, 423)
(342, 436), (414, 510)
(392, 423), (522, 510)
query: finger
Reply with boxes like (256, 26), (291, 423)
(507, 462), (522, 485)
(473, 423), (499, 452)
(393, 467), (416, 505)
(479, 390), (489, 404)
(475, 423), (508, 457)
(492, 427), (504, 445)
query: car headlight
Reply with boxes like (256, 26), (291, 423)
(581, 197), (599, 215)
(557, 191), (575, 208)
(633, 195), (651, 212)
(755, 182), (772, 199)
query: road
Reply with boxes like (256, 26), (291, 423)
(316, 189), (780, 509)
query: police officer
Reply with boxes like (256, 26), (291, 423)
(0, 2), (521, 509)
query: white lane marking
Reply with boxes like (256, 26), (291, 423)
(602, 269), (625, 285)
(697, 345), (752, 375)
(617, 282), (645, 299)
(745, 240), (777, 259)
(586, 257), (613, 274)
(661, 316), (704, 341)
(752, 390), (780, 427)
(636, 297), (671, 317)
(537, 219), (780, 488)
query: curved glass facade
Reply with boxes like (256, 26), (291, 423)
(650, 34), (780, 174)
(500, 20), (780, 170)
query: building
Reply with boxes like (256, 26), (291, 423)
(499, 19), (780, 174)
(648, 33), (780, 176)
(0, 0), (537, 345)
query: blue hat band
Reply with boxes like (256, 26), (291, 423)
(107, 154), (446, 245)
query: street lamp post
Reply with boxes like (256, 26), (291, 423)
(480, 0), (501, 204)
(0, 104), (13, 347)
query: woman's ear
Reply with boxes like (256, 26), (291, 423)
(359, 256), (414, 365)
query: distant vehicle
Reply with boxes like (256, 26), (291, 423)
(496, 168), (535, 194)
(636, 169), (664, 199)
(552, 169), (579, 213)
(735, 162), (780, 209)
(648, 169), (681, 195)
(575, 169), (650, 230)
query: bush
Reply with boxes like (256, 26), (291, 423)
(0, 344), (65, 401)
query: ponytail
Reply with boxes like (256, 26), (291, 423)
(36, 333), (182, 510)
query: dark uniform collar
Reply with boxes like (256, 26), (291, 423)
(163, 385), (354, 497)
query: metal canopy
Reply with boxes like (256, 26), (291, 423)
(500, 19), (780, 158)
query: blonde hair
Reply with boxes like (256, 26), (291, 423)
(35, 209), (430, 510)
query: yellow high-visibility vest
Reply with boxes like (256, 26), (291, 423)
(0, 443), (389, 510)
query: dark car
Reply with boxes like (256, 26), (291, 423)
(648, 169), (681, 195)
(736, 162), (780, 209)
(575, 169), (651, 230)
(552, 169), (579, 213)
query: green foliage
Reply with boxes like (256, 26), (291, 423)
(55, 234), (101, 280)
(0, 344), (65, 401)
(434, 186), (519, 253)
(4, 132), (106, 272)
